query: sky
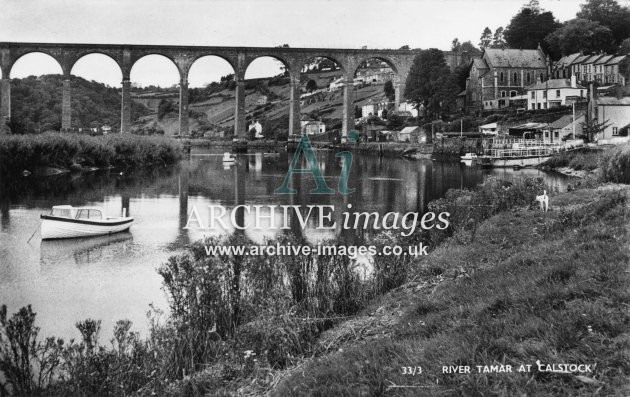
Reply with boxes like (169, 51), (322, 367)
(0, 0), (614, 87)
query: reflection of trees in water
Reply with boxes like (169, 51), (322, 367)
(0, 166), (182, 208)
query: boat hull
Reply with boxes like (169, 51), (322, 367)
(480, 155), (551, 168)
(40, 215), (134, 240)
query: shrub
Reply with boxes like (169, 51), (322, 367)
(599, 144), (630, 184)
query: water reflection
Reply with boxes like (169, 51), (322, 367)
(0, 148), (573, 340)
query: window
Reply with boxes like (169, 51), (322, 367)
(540, 73), (544, 82)
(580, 90), (584, 97)
(531, 91), (535, 99)
(501, 90), (506, 98)
(526, 72), (531, 84)
(537, 103), (541, 109)
(554, 131), (559, 139)
(513, 72), (518, 83)
(510, 90), (517, 97)
(75, 209), (102, 220)
(543, 91), (547, 99)
(613, 127), (619, 136)
(531, 103), (535, 109)
(543, 103), (547, 109)
(500, 72), (504, 83)
(52, 208), (72, 217)
(544, 131), (549, 138)
(556, 90), (560, 98)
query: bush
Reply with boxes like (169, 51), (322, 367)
(599, 144), (630, 184)
(428, 176), (548, 244)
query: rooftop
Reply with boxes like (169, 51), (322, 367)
(527, 78), (585, 90)
(605, 55), (627, 65)
(549, 111), (586, 129)
(556, 53), (581, 67)
(582, 55), (604, 64)
(595, 97), (630, 105)
(594, 55), (614, 65)
(484, 48), (547, 68)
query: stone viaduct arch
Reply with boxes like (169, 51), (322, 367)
(0, 42), (418, 141)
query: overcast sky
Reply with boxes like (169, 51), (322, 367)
(0, 0), (615, 87)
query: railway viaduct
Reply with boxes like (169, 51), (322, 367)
(0, 42), (420, 141)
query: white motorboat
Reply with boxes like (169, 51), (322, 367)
(222, 152), (236, 162)
(460, 152), (478, 160)
(40, 205), (134, 240)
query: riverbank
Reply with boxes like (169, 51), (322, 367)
(0, 133), (183, 176)
(273, 184), (630, 396)
(541, 145), (630, 185)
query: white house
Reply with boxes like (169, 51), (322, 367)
(544, 112), (585, 143)
(479, 122), (498, 135)
(329, 78), (344, 91)
(361, 98), (391, 118)
(527, 76), (586, 110)
(256, 95), (268, 105)
(300, 120), (326, 135)
(398, 101), (419, 117)
(595, 97), (630, 144)
(397, 126), (422, 143)
(248, 121), (263, 138)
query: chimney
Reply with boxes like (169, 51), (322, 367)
(571, 75), (577, 88)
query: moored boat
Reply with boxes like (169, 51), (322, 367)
(222, 152), (236, 162)
(460, 152), (478, 160)
(479, 138), (584, 168)
(40, 205), (134, 240)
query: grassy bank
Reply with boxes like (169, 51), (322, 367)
(274, 186), (629, 396)
(0, 133), (183, 175)
(542, 148), (603, 172)
(542, 144), (630, 185)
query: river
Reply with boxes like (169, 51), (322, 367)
(0, 147), (572, 341)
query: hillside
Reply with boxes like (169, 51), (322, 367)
(130, 70), (391, 137)
(8, 75), (151, 134)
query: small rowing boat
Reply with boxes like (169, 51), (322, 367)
(40, 205), (134, 240)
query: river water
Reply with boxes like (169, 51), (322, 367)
(0, 147), (571, 341)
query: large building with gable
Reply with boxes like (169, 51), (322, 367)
(465, 46), (550, 113)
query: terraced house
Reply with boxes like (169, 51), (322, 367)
(554, 52), (628, 85)
(465, 46), (550, 113)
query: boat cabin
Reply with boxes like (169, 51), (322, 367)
(51, 206), (104, 220)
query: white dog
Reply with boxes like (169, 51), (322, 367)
(535, 190), (549, 212)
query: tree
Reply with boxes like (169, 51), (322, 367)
(619, 38), (630, 54)
(157, 99), (176, 121)
(404, 49), (459, 142)
(399, 45), (410, 50)
(451, 38), (461, 51)
(479, 27), (493, 50)
(453, 64), (470, 92)
(306, 79), (318, 92)
(384, 80), (395, 101)
(577, 0), (630, 45)
(581, 117), (610, 142)
(491, 27), (507, 48)
(545, 19), (615, 58)
(504, 4), (560, 52)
